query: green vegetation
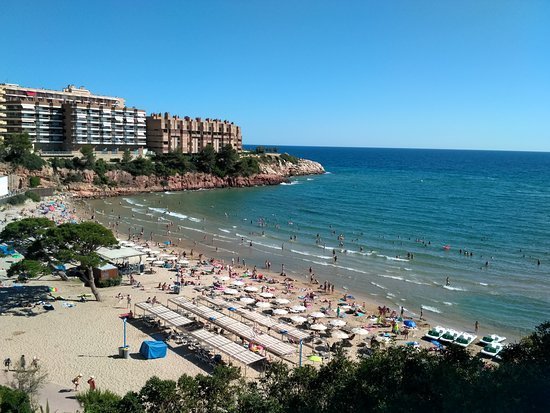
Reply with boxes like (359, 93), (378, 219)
(0, 133), (45, 171)
(254, 146), (279, 154)
(96, 276), (122, 288)
(74, 321), (550, 412)
(1, 219), (117, 301)
(280, 153), (299, 164)
(25, 190), (40, 202)
(29, 176), (41, 188)
(0, 385), (32, 413)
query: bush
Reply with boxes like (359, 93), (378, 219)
(280, 153), (299, 164)
(76, 389), (121, 413)
(96, 276), (122, 288)
(7, 194), (27, 205)
(25, 191), (40, 202)
(0, 385), (32, 413)
(63, 173), (84, 183)
(29, 176), (41, 188)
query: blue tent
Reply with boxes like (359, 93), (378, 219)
(139, 341), (167, 359)
(404, 320), (417, 328)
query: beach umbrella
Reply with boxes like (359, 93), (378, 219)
(231, 280), (245, 286)
(153, 260), (165, 266)
(224, 288), (239, 295)
(290, 305), (307, 313)
(274, 298), (290, 305)
(244, 286), (258, 292)
(329, 319), (346, 327)
(332, 330), (349, 339)
(308, 355), (322, 363)
(218, 276), (230, 281)
(310, 323), (327, 331)
(310, 312), (326, 318)
(351, 327), (369, 336)
(256, 301), (272, 308)
(290, 315), (307, 324)
(259, 292), (274, 298)
(133, 245), (144, 250)
(273, 308), (288, 315)
(142, 248), (152, 252)
(163, 241), (171, 245)
(240, 297), (255, 304)
(145, 257), (156, 262)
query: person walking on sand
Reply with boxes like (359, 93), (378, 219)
(87, 376), (96, 391)
(20, 355), (26, 370)
(475, 320), (479, 333)
(127, 294), (132, 309)
(72, 374), (83, 391)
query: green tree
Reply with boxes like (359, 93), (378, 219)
(215, 144), (239, 177)
(7, 259), (50, 279)
(1, 132), (33, 161)
(121, 149), (132, 165)
(0, 385), (33, 413)
(29, 176), (41, 188)
(28, 222), (117, 301)
(0, 217), (55, 252)
(195, 144), (217, 174)
(80, 145), (96, 169)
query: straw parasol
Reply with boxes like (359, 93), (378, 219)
(244, 286), (258, 292)
(223, 288), (239, 295)
(351, 327), (369, 336)
(272, 308), (288, 315)
(240, 297), (255, 304)
(290, 305), (307, 313)
(256, 301), (271, 309)
(310, 312), (326, 318)
(332, 330), (349, 339)
(329, 319), (347, 327)
(310, 323), (327, 331)
(231, 280), (245, 287)
(290, 315), (307, 324)
(259, 292), (274, 298)
(274, 298), (290, 305)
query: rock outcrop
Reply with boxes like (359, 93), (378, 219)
(2, 156), (325, 199)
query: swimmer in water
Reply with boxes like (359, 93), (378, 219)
(445, 277), (450, 286)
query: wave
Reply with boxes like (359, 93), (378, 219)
(167, 211), (188, 220)
(148, 207), (167, 214)
(443, 285), (467, 291)
(280, 181), (299, 186)
(306, 178), (314, 181)
(290, 249), (331, 260)
(188, 217), (201, 222)
(253, 241), (282, 250)
(479, 282), (489, 286)
(370, 282), (387, 290)
(404, 278), (431, 286)
(443, 302), (453, 306)
(123, 198), (146, 207)
(378, 274), (404, 281)
(422, 305), (442, 314)
(218, 228), (231, 233)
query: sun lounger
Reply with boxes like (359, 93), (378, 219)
(480, 334), (506, 345)
(425, 325), (445, 340)
(454, 333), (477, 347)
(439, 329), (460, 343)
(480, 342), (504, 358)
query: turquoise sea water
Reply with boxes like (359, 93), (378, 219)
(88, 147), (550, 340)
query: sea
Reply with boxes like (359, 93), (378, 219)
(87, 147), (550, 340)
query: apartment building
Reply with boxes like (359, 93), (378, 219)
(146, 113), (242, 155)
(0, 84), (146, 155)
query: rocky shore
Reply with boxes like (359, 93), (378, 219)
(2, 156), (325, 199)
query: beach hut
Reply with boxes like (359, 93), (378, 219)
(92, 264), (118, 282)
(139, 341), (167, 359)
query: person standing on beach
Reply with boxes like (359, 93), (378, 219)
(127, 294), (132, 309)
(3, 357), (11, 371)
(420, 307), (423, 320)
(475, 320), (479, 333)
(87, 376), (96, 390)
(72, 374), (83, 391)
(20, 355), (26, 370)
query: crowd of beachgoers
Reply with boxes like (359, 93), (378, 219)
(0, 195), (506, 409)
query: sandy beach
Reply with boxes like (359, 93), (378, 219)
(0, 194), (486, 410)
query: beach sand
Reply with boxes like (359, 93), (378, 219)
(0, 194), (455, 408)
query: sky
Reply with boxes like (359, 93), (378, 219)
(2, 0), (549, 151)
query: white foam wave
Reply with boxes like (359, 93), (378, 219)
(404, 279), (430, 286)
(290, 249), (331, 260)
(306, 178), (314, 181)
(123, 198), (146, 207)
(443, 285), (467, 291)
(218, 228), (231, 233)
(443, 302), (453, 306)
(422, 305), (442, 314)
(479, 282), (488, 286)
(253, 241), (281, 250)
(148, 207), (167, 214)
(188, 217), (201, 222)
(378, 274), (404, 281)
(167, 211), (188, 220)
(280, 181), (299, 186)
(370, 282), (387, 290)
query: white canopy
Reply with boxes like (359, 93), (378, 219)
(274, 298), (290, 305)
(290, 305), (307, 313)
(329, 319), (347, 327)
(244, 286), (258, 292)
(332, 330), (349, 339)
(290, 315), (307, 324)
(259, 292), (274, 298)
(351, 327), (369, 336)
(224, 288), (239, 295)
(256, 301), (271, 308)
(310, 312), (326, 318)
(232, 280), (245, 286)
(272, 308), (288, 315)
(310, 323), (327, 331)
(239, 297), (255, 304)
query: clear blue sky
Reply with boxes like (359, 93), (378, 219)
(2, 0), (549, 151)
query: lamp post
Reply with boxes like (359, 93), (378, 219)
(123, 317), (127, 347)
(299, 340), (303, 367)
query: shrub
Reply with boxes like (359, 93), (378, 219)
(280, 153), (299, 164)
(25, 191), (40, 202)
(29, 176), (41, 188)
(7, 194), (27, 205)
(76, 389), (121, 413)
(0, 385), (32, 413)
(63, 173), (84, 183)
(96, 276), (122, 288)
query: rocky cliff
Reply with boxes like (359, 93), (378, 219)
(2, 156), (324, 199)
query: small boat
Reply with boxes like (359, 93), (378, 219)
(454, 333), (477, 347)
(480, 334), (506, 345)
(481, 342), (504, 358)
(440, 329), (460, 343)
(425, 326), (446, 340)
